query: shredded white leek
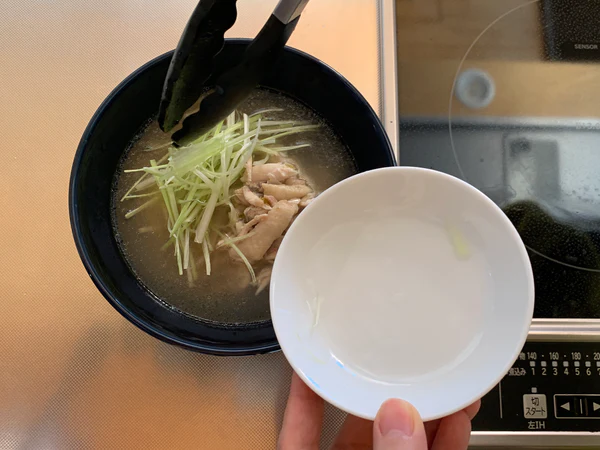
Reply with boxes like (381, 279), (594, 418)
(446, 222), (471, 260)
(125, 197), (159, 219)
(215, 231), (256, 249)
(122, 110), (318, 280)
(214, 229), (256, 284)
(202, 239), (211, 276)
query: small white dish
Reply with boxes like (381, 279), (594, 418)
(270, 167), (534, 421)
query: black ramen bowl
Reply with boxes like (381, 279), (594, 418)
(69, 40), (396, 355)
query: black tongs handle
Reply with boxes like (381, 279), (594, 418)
(158, 0), (238, 133)
(273, 0), (310, 25)
(171, 0), (311, 146)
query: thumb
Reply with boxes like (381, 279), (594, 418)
(373, 399), (428, 450)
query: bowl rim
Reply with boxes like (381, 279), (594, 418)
(69, 39), (396, 355)
(270, 166), (535, 419)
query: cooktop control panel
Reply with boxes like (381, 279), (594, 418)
(472, 342), (600, 432)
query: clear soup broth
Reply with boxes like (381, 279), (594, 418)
(112, 88), (357, 324)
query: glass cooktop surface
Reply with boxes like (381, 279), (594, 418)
(397, 0), (600, 318)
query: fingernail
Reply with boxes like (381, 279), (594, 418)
(377, 399), (416, 437)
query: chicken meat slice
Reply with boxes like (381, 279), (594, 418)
(264, 195), (278, 207)
(299, 192), (315, 208)
(237, 214), (268, 236)
(242, 185), (269, 209)
(244, 156), (253, 183)
(255, 266), (273, 295)
(235, 220), (244, 235)
(285, 177), (306, 186)
(262, 183), (312, 201)
(264, 236), (283, 262)
(231, 200), (299, 262)
(234, 188), (248, 205)
(250, 163), (297, 183)
(244, 206), (268, 221)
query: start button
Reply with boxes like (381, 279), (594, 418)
(523, 394), (548, 419)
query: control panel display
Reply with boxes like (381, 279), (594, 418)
(472, 342), (600, 431)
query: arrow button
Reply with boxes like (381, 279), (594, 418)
(556, 395), (600, 418)
(554, 394), (600, 420)
(588, 396), (600, 418)
(554, 395), (578, 419)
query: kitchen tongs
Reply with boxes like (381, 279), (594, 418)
(158, 0), (310, 146)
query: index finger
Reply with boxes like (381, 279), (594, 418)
(278, 372), (325, 450)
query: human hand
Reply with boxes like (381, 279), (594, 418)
(278, 373), (480, 450)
